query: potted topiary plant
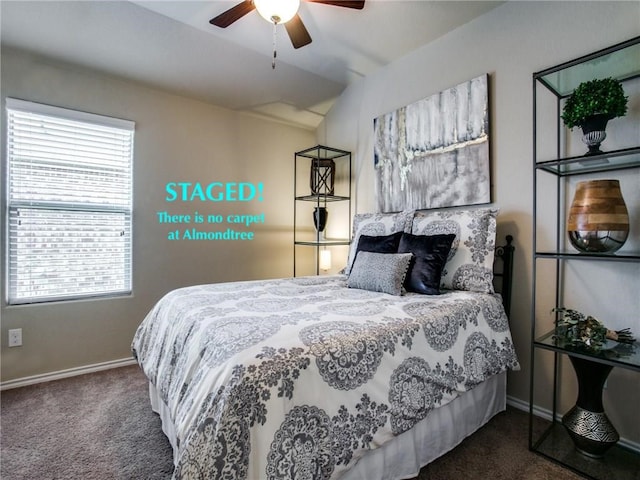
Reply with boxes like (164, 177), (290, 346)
(561, 77), (628, 155)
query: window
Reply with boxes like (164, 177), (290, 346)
(6, 99), (134, 304)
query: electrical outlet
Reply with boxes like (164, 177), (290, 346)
(8, 328), (22, 347)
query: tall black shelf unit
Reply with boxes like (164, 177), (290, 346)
(294, 145), (351, 276)
(530, 37), (640, 480)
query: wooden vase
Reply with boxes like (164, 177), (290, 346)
(567, 179), (629, 253)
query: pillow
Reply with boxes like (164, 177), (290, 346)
(347, 252), (413, 296)
(354, 231), (403, 263)
(398, 233), (456, 295)
(411, 208), (498, 293)
(345, 210), (414, 275)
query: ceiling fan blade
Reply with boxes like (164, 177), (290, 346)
(285, 14), (312, 49)
(305, 0), (365, 9)
(210, 1), (256, 28)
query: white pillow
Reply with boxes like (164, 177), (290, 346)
(411, 208), (498, 293)
(345, 210), (414, 275)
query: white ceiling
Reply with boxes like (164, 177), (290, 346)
(1, 0), (503, 129)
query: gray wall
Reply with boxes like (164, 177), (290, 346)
(1, 47), (314, 381)
(318, 1), (640, 444)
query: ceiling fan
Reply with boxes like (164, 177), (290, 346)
(210, 0), (365, 50)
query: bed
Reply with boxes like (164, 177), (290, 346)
(132, 207), (520, 480)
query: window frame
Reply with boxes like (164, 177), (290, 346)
(5, 98), (134, 305)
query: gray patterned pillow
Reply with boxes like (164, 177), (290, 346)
(347, 252), (413, 296)
(345, 210), (414, 275)
(411, 208), (498, 293)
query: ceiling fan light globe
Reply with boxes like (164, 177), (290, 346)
(254, 0), (300, 24)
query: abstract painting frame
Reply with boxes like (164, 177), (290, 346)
(374, 74), (490, 212)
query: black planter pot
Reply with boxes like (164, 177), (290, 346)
(580, 113), (610, 156)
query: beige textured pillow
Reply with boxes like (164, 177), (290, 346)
(347, 252), (413, 296)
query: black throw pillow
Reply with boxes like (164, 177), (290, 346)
(398, 233), (456, 295)
(354, 231), (404, 264)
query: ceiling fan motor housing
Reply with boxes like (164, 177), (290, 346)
(254, 0), (301, 25)
(210, 0), (365, 49)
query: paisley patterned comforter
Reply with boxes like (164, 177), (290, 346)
(132, 275), (519, 480)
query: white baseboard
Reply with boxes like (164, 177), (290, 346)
(507, 395), (640, 454)
(0, 357), (137, 391)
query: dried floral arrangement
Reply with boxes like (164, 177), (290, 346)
(553, 308), (635, 352)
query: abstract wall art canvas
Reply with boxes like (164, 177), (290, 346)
(374, 74), (490, 212)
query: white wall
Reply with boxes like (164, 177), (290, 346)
(1, 47), (314, 381)
(318, 1), (640, 444)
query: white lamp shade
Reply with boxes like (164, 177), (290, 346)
(319, 249), (332, 271)
(254, 0), (300, 24)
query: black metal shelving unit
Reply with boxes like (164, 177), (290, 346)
(293, 145), (351, 276)
(530, 36), (640, 480)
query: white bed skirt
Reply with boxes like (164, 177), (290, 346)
(149, 372), (506, 480)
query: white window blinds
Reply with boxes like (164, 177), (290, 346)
(6, 98), (134, 304)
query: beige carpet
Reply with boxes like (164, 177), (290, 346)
(1, 365), (582, 480)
